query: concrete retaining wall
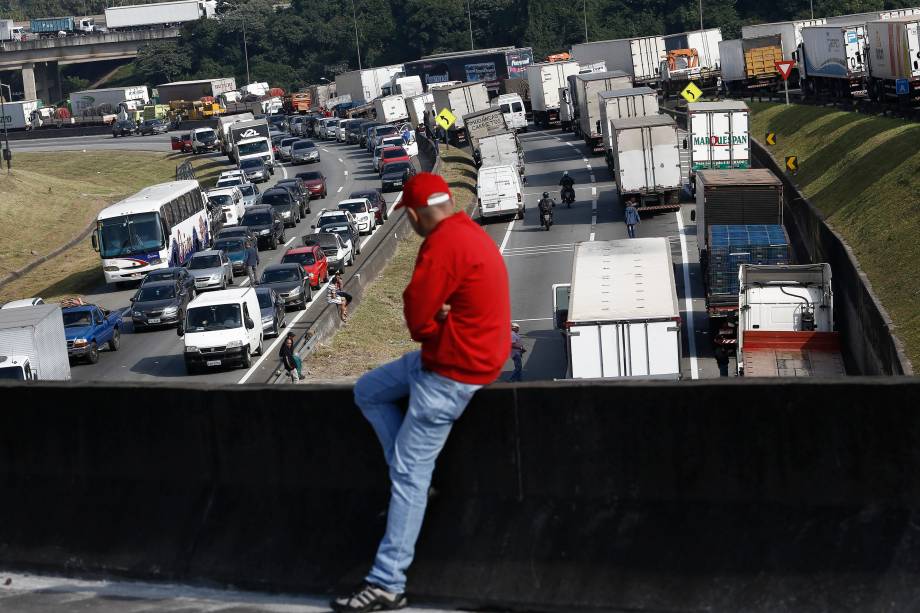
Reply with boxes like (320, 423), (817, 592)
(2, 378), (920, 610)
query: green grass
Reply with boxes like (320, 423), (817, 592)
(749, 102), (920, 367)
(98, 62), (140, 89)
(302, 148), (477, 380)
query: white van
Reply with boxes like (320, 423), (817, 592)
(178, 287), (264, 374)
(205, 187), (245, 226)
(476, 164), (524, 220)
(492, 93), (528, 132)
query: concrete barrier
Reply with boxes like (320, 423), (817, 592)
(7, 118), (218, 141)
(2, 378), (920, 610)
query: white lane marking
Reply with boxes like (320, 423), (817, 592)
(582, 157), (589, 162)
(322, 148), (329, 152)
(586, 164), (592, 170)
(591, 201), (597, 212)
(675, 210), (699, 380)
(284, 235), (297, 247)
(499, 220), (515, 254)
(591, 215), (597, 225)
(589, 232), (596, 241)
(337, 186), (343, 193)
(513, 317), (555, 322)
(592, 187), (597, 196)
(344, 171), (348, 176)
(590, 174), (596, 183)
(338, 158), (344, 163)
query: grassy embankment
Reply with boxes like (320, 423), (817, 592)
(748, 101), (920, 366)
(0, 152), (228, 303)
(302, 147), (477, 380)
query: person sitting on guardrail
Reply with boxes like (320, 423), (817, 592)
(331, 272), (352, 323)
(279, 332), (304, 381)
(333, 172), (510, 613)
(327, 283), (348, 325)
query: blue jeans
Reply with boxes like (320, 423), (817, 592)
(508, 354), (523, 381)
(626, 223), (637, 238)
(354, 351), (481, 594)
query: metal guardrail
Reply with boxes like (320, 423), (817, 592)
(175, 160), (195, 181)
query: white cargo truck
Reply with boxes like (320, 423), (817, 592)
(381, 75), (423, 98)
(1, 19), (25, 41)
(571, 36), (666, 85)
(0, 100), (41, 130)
(798, 25), (868, 97)
(559, 87), (575, 131)
(742, 18), (826, 84)
(104, 0), (214, 29)
(527, 60), (581, 127)
(374, 94), (409, 124)
(609, 114), (682, 210)
(334, 65), (404, 105)
(477, 131), (524, 177)
(737, 264), (845, 377)
(686, 100), (750, 188)
(660, 28), (723, 94)
(70, 86), (150, 115)
(431, 81), (490, 143)
(405, 92), (433, 127)
(574, 70), (633, 152)
(598, 87), (659, 158)
(554, 238), (681, 380)
(463, 107), (508, 165)
(0, 304), (71, 381)
(866, 17), (920, 102)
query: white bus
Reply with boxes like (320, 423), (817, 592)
(92, 180), (212, 285)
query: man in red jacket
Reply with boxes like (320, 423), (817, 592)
(333, 173), (510, 612)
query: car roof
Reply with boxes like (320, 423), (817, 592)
(245, 205), (274, 213)
(139, 280), (177, 289)
(297, 172), (323, 179)
(264, 262), (301, 271)
(284, 245), (315, 254)
(382, 146), (406, 152)
(350, 188), (380, 195)
(188, 287), (253, 308)
(339, 198), (369, 206)
(206, 187), (239, 196)
(192, 249), (222, 257)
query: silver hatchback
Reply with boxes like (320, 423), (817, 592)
(187, 249), (234, 292)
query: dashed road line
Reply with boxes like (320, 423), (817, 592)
(499, 220), (515, 254)
(337, 186), (343, 193)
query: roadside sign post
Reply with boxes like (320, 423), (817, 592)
(766, 132), (777, 146)
(435, 108), (456, 131)
(896, 78), (909, 96)
(775, 61), (795, 106)
(680, 82), (703, 103)
(785, 155), (798, 175)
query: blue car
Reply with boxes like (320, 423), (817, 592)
(62, 302), (122, 364)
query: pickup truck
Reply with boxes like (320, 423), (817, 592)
(61, 301), (122, 364)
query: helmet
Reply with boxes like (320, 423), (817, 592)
(543, 191), (549, 198)
(563, 170), (569, 176)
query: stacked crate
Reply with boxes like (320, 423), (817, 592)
(744, 41), (782, 78)
(707, 225), (791, 305)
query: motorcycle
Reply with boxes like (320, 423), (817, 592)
(561, 185), (575, 208)
(541, 208), (553, 231)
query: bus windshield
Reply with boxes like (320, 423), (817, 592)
(98, 212), (164, 258)
(238, 140), (269, 156)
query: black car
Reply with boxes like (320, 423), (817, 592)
(359, 122), (380, 149)
(129, 280), (190, 330)
(241, 205), (286, 250)
(216, 226), (256, 244)
(316, 221), (361, 256)
(142, 267), (196, 296)
(112, 119), (137, 137)
(260, 187), (301, 227)
(139, 118), (168, 135)
(347, 120), (371, 144)
(380, 161), (416, 193)
(256, 287), (286, 337)
(350, 188), (389, 223)
(259, 263), (311, 309)
(275, 178), (310, 215)
(213, 236), (253, 276)
(240, 157), (270, 183)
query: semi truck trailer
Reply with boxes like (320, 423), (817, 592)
(798, 25), (868, 98)
(608, 114), (682, 211)
(865, 17), (920, 103)
(571, 36), (666, 85)
(104, 0), (214, 29)
(573, 70), (633, 152)
(527, 60), (581, 127)
(431, 82), (490, 143)
(0, 304), (71, 381)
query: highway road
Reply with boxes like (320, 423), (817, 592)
(50, 133), (411, 385)
(491, 126), (721, 381)
(10, 132), (178, 153)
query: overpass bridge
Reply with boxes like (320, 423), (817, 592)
(0, 28), (179, 103)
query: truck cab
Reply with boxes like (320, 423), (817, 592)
(0, 356), (35, 381)
(235, 136), (275, 172)
(61, 302), (122, 364)
(492, 93), (528, 132)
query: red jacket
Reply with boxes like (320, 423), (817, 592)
(403, 212), (510, 384)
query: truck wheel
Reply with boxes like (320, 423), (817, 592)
(108, 328), (120, 351)
(86, 343), (99, 364)
(240, 348), (251, 368)
(255, 336), (264, 356)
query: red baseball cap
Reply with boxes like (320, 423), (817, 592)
(395, 172), (452, 210)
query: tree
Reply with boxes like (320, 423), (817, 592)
(63, 75), (90, 94)
(135, 41), (192, 84)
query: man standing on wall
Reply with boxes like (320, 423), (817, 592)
(333, 173), (511, 612)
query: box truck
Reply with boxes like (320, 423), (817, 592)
(403, 47), (534, 93)
(527, 60), (581, 127)
(1, 19), (25, 41)
(798, 25), (868, 97)
(599, 87), (659, 159)
(741, 18), (826, 83)
(0, 304), (71, 381)
(554, 238), (681, 380)
(719, 36), (786, 92)
(574, 70), (633, 152)
(405, 92), (433, 127)
(381, 75), (423, 98)
(463, 107), (508, 164)
(373, 94), (409, 124)
(431, 82), (490, 143)
(0, 100), (41, 130)
(660, 28), (723, 94)
(477, 130), (524, 177)
(686, 101), (750, 187)
(571, 36), (666, 85)
(609, 114), (682, 210)
(334, 65), (404, 105)
(156, 78), (236, 103)
(104, 0), (213, 29)
(737, 263), (845, 377)
(70, 86), (150, 115)
(866, 17), (920, 102)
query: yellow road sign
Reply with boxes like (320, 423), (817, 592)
(680, 82), (703, 103)
(435, 108), (456, 130)
(766, 132), (777, 146)
(785, 155), (798, 173)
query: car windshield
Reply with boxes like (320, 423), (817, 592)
(197, 129), (216, 141)
(214, 239), (245, 253)
(185, 304), (241, 332)
(189, 254), (222, 269)
(338, 202), (366, 214)
(217, 177), (243, 187)
(62, 310), (92, 327)
(376, 126), (397, 137)
(238, 184), (256, 197)
(242, 212), (272, 225)
(321, 213), (348, 224)
(136, 285), (176, 301)
(0, 366), (26, 381)
(238, 141), (269, 156)
(281, 138), (298, 147)
(240, 158), (263, 169)
(382, 148), (406, 159)
(311, 234), (338, 248)
(282, 252), (316, 266)
(351, 191), (377, 201)
(298, 172), (322, 181)
(261, 268), (299, 283)
(383, 163), (411, 175)
(261, 192), (291, 206)
(292, 141), (314, 150)
(98, 212), (164, 258)
(218, 228), (248, 239)
(209, 194), (233, 205)
(146, 270), (178, 283)
(257, 291), (273, 308)
(326, 227), (351, 242)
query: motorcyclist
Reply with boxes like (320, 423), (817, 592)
(559, 171), (575, 203)
(538, 191), (555, 228)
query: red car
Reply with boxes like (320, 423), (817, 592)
(281, 244), (329, 290)
(170, 133), (192, 152)
(378, 146), (410, 174)
(295, 170), (327, 199)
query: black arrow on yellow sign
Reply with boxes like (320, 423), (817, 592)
(766, 132), (777, 146)
(785, 155), (798, 173)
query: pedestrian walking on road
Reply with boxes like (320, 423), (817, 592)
(624, 197), (640, 239)
(333, 173), (510, 612)
(245, 240), (260, 285)
(508, 322), (525, 382)
(279, 332), (304, 382)
(714, 341), (731, 377)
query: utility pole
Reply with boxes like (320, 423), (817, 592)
(699, 0), (704, 30)
(467, 0), (474, 50)
(242, 20), (250, 85)
(809, 0), (814, 19)
(350, 0), (362, 70)
(583, 0), (589, 42)
(0, 81), (11, 175)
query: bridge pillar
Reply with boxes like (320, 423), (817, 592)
(21, 63), (37, 101)
(20, 62), (62, 104)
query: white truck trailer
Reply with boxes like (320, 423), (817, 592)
(104, 0), (214, 29)
(70, 86), (150, 115)
(431, 81), (490, 143)
(574, 70), (633, 152)
(477, 130), (524, 177)
(463, 107), (508, 165)
(798, 25), (868, 97)
(737, 263), (845, 377)
(741, 18), (826, 83)
(659, 28), (723, 94)
(554, 238), (681, 380)
(527, 60), (581, 127)
(0, 304), (71, 381)
(334, 65), (404, 105)
(609, 114), (682, 211)
(571, 36), (666, 85)
(373, 94), (409, 124)
(686, 100), (750, 188)
(405, 92), (433, 127)
(0, 100), (41, 130)
(865, 17), (920, 103)
(599, 87), (659, 158)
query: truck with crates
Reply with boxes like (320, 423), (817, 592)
(686, 101), (750, 190)
(865, 17), (920, 103)
(431, 81), (490, 144)
(571, 36), (666, 86)
(719, 36), (785, 93)
(797, 24), (869, 98)
(553, 238), (682, 380)
(659, 28), (723, 96)
(0, 304), (71, 381)
(573, 70), (633, 152)
(740, 18), (826, 84)
(608, 114), (682, 211)
(737, 263), (845, 377)
(527, 60), (581, 127)
(599, 87), (659, 164)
